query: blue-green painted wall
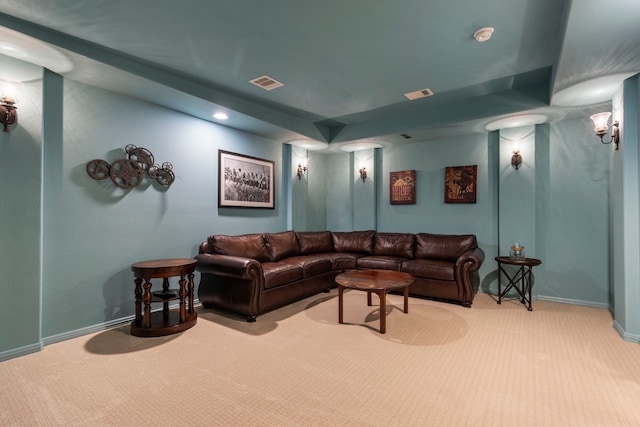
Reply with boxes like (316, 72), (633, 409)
(612, 74), (640, 341)
(2, 63), (639, 360)
(1, 67), (289, 359)
(0, 59), (43, 358)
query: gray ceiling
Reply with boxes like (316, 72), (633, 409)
(0, 0), (638, 152)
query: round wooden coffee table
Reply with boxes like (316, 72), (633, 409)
(335, 269), (414, 334)
(130, 258), (198, 337)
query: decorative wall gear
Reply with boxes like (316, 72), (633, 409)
(109, 159), (145, 189)
(125, 144), (155, 170)
(86, 159), (111, 180)
(148, 162), (175, 187)
(85, 145), (175, 189)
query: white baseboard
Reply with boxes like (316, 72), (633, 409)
(613, 320), (640, 343)
(42, 300), (202, 346)
(0, 342), (43, 363)
(536, 295), (611, 310)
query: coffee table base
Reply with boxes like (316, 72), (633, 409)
(338, 285), (409, 334)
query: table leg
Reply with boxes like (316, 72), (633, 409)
(162, 278), (170, 321)
(338, 285), (344, 324)
(134, 278), (142, 325)
(187, 272), (195, 315)
(379, 289), (387, 334)
(525, 266), (533, 311)
(179, 274), (187, 323)
(403, 286), (409, 313)
(497, 264), (503, 304)
(367, 291), (372, 306)
(143, 279), (152, 329)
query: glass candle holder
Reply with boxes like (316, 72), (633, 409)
(510, 243), (525, 260)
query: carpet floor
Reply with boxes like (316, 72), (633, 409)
(2, 291), (640, 426)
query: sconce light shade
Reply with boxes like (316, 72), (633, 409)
(359, 166), (367, 182)
(590, 112), (619, 150)
(511, 150), (522, 170)
(297, 162), (307, 179)
(0, 95), (17, 132)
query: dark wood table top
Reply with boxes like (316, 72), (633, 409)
(131, 258), (197, 278)
(495, 256), (542, 267)
(335, 269), (414, 291)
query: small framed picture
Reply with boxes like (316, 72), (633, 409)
(390, 170), (416, 205)
(444, 165), (477, 204)
(218, 150), (275, 209)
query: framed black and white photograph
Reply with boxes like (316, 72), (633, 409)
(218, 150), (274, 209)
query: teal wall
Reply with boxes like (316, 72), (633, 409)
(2, 61), (638, 360)
(0, 63), (289, 359)
(323, 119), (611, 305)
(0, 59), (43, 358)
(612, 74), (640, 341)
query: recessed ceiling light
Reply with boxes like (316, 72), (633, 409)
(473, 27), (494, 42)
(213, 112), (229, 120)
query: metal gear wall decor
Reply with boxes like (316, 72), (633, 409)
(86, 145), (175, 189)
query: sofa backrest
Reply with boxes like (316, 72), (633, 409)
(331, 230), (375, 255)
(373, 232), (415, 258)
(296, 231), (334, 255)
(264, 231), (301, 261)
(208, 233), (270, 262)
(414, 233), (477, 261)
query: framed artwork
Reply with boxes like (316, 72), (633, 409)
(444, 165), (477, 204)
(390, 170), (416, 205)
(218, 150), (274, 209)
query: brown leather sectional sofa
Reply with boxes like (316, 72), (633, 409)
(195, 230), (485, 322)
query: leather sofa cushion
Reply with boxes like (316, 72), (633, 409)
(357, 256), (405, 271)
(264, 231), (301, 261)
(262, 261), (303, 289)
(414, 233), (477, 261)
(285, 255), (333, 277)
(208, 233), (270, 262)
(401, 259), (455, 281)
(332, 230), (375, 255)
(373, 233), (415, 258)
(321, 253), (360, 270)
(296, 231), (334, 255)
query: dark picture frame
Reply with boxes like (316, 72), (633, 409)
(390, 170), (416, 205)
(218, 150), (275, 209)
(444, 165), (477, 204)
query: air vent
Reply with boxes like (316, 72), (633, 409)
(249, 75), (284, 91)
(404, 88), (434, 100)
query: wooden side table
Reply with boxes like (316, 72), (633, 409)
(131, 258), (198, 337)
(495, 256), (542, 311)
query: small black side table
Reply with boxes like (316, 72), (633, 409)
(495, 256), (542, 311)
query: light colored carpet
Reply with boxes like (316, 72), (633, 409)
(2, 291), (640, 426)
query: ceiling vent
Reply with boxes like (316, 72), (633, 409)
(404, 88), (434, 100)
(249, 75), (284, 91)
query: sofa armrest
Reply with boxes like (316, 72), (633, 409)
(454, 246), (485, 306)
(455, 247), (485, 273)
(195, 253), (263, 279)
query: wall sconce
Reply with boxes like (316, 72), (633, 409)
(0, 95), (17, 132)
(297, 162), (307, 179)
(511, 149), (522, 170)
(0, 81), (19, 132)
(359, 166), (367, 182)
(590, 112), (619, 150)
